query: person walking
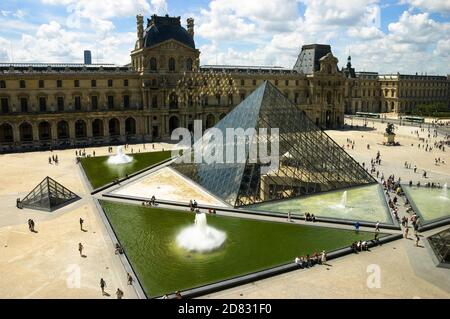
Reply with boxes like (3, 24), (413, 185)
(29, 219), (35, 232)
(375, 221), (380, 231)
(116, 288), (124, 299)
(78, 243), (84, 256)
(415, 234), (420, 247)
(79, 218), (84, 231)
(287, 211), (291, 222)
(100, 278), (106, 295)
(27, 219), (33, 232)
(404, 227), (409, 239)
(127, 273), (133, 285)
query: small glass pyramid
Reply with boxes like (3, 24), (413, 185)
(20, 176), (80, 212)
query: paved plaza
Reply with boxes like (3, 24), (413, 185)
(0, 122), (449, 299)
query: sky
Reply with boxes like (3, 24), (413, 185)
(0, 0), (449, 75)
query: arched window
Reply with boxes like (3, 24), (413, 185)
(168, 58), (175, 71)
(169, 93), (178, 109)
(186, 58), (193, 71)
(150, 57), (157, 71)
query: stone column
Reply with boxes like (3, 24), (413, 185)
(51, 121), (58, 140)
(13, 122), (20, 143)
(69, 120), (76, 141)
(32, 122), (39, 141)
(103, 118), (109, 137)
(86, 118), (93, 138)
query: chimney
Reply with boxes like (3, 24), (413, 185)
(187, 18), (194, 37)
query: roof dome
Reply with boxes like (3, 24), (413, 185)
(143, 15), (195, 49)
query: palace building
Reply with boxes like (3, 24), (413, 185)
(0, 14), (448, 153)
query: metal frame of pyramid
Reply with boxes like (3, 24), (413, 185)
(171, 81), (376, 207)
(19, 176), (80, 212)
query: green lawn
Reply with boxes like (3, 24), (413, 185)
(80, 151), (172, 189)
(100, 200), (382, 297)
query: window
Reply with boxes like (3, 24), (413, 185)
(150, 57), (157, 71)
(216, 94), (221, 105)
(186, 58), (193, 71)
(285, 80), (289, 86)
(74, 80), (80, 88)
(1, 98), (8, 113)
(295, 80), (299, 86)
(39, 97), (46, 112)
(123, 95), (130, 109)
(39, 80), (44, 88)
(91, 80), (96, 87)
(0, 80), (5, 88)
(252, 79), (256, 86)
(275, 79), (278, 86)
(20, 98), (28, 112)
(188, 95), (193, 107)
(240, 93), (245, 102)
(240, 79), (245, 86)
(57, 97), (64, 111)
(91, 96), (98, 110)
(168, 57), (175, 71)
(124, 79), (129, 87)
(107, 95), (114, 109)
(294, 93), (299, 104)
(19, 80), (26, 88)
(108, 79), (113, 87)
(56, 80), (62, 88)
(74, 96), (81, 110)
(151, 95), (158, 108)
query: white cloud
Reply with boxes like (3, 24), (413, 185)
(401, 0), (450, 14)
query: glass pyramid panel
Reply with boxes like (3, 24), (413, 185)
(20, 176), (80, 212)
(428, 228), (450, 266)
(172, 81), (376, 207)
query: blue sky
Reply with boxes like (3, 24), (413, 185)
(0, 0), (449, 74)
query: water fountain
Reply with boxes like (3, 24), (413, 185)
(176, 213), (226, 253)
(330, 191), (348, 210)
(107, 146), (133, 165)
(340, 191), (348, 208)
(441, 183), (448, 200)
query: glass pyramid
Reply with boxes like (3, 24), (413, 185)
(20, 176), (80, 212)
(171, 81), (376, 207)
(428, 228), (450, 267)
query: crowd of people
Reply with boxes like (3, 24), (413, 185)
(294, 250), (327, 269)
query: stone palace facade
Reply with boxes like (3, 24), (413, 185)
(0, 14), (448, 152)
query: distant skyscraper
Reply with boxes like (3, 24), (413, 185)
(84, 50), (92, 64)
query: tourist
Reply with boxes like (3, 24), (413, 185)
(175, 291), (182, 299)
(78, 243), (84, 256)
(115, 243), (124, 255)
(375, 221), (380, 231)
(404, 227), (409, 239)
(100, 278), (106, 295)
(361, 241), (368, 251)
(374, 229), (380, 243)
(320, 250), (327, 264)
(354, 221), (360, 233)
(287, 211), (291, 222)
(27, 219), (33, 232)
(116, 288), (124, 299)
(127, 273), (133, 285)
(79, 218), (84, 231)
(48, 156), (52, 164)
(150, 195), (156, 206)
(415, 234), (420, 247)
(162, 294), (169, 299)
(294, 256), (301, 265)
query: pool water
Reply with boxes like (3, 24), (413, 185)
(403, 186), (450, 223)
(250, 184), (392, 224)
(100, 200), (380, 297)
